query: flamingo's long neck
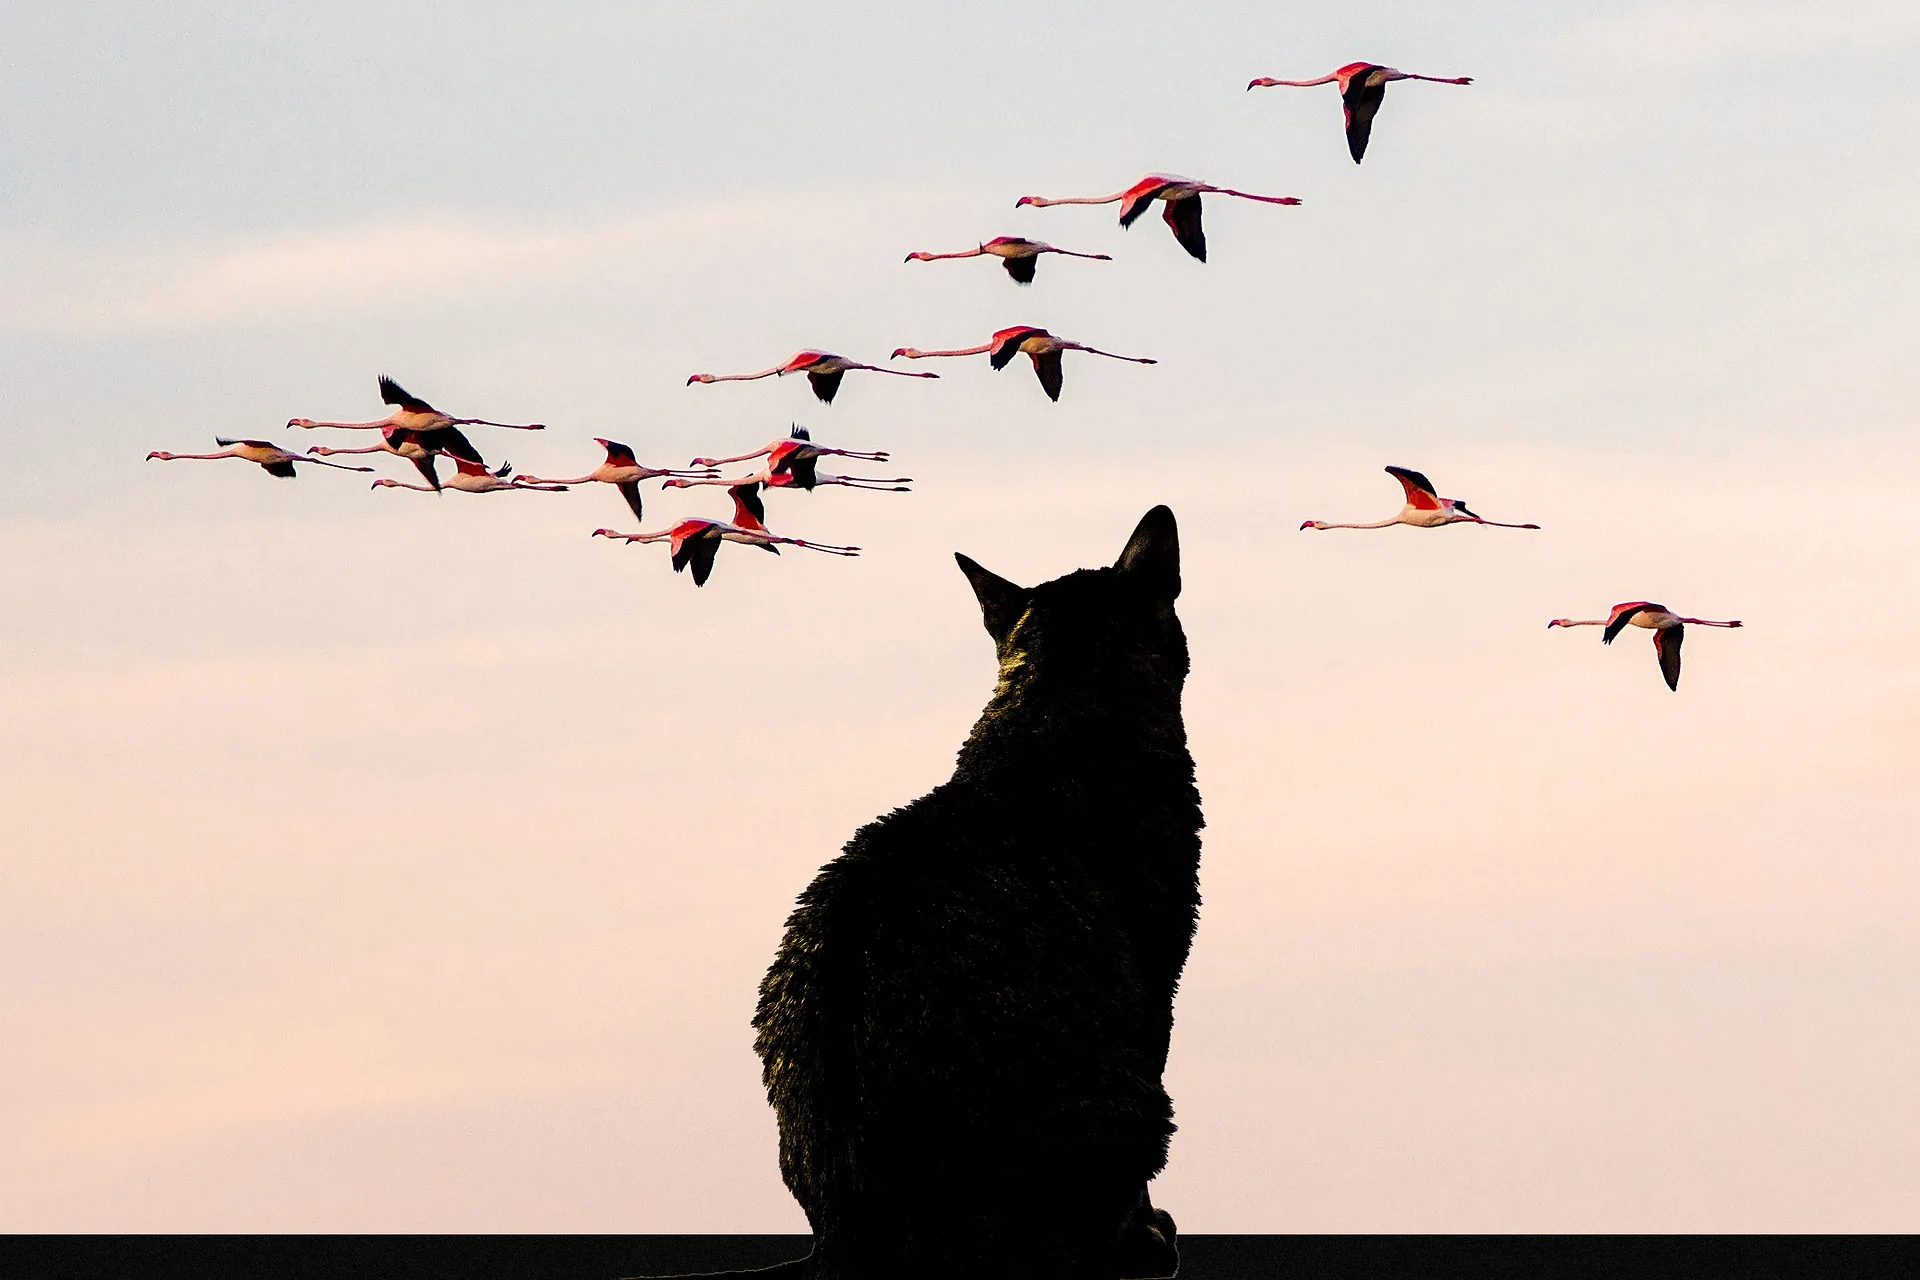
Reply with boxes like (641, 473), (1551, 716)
(1314, 517), (1403, 530)
(1551, 619), (1607, 628)
(903, 345), (993, 359)
(916, 248), (983, 260)
(706, 368), (781, 383)
(298, 418), (394, 430)
(1028, 193), (1126, 207)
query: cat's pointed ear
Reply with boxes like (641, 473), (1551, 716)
(1114, 505), (1180, 601)
(955, 553), (1030, 645)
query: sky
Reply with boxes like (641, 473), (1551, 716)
(2, 0), (1918, 1233)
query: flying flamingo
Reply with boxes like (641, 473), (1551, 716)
(146, 437), (374, 479)
(1299, 466), (1540, 531)
(514, 438), (718, 523)
(691, 425), (891, 477)
(891, 326), (1155, 402)
(904, 236), (1112, 285)
(371, 456), (569, 494)
(305, 427), (470, 492)
(1248, 64), (1473, 163)
(592, 482), (859, 586)
(686, 350), (938, 404)
(289, 375), (544, 434)
(1548, 603), (1743, 692)
(1014, 173), (1301, 262)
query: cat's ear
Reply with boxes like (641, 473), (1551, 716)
(955, 553), (1030, 645)
(1114, 505), (1180, 601)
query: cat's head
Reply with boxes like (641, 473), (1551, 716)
(955, 506), (1188, 702)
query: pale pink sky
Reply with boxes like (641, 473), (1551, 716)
(2, 0), (1917, 1231)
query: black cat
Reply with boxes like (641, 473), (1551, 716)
(747, 506), (1204, 1280)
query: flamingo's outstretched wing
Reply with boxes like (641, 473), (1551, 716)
(379, 376), (436, 413)
(419, 425), (481, 464)
(1342, 68), (1388, 162)
(1004, 255), (1038, 284)
(264, 459), (298, 478)
(808, 370), (844, 404)
(1163, 196), (1206, 262)
(618, 480), (644, 524)
(785, 454), (820, 490)
(990, 328), (1044, 371)
(1655, 625), (1684, 691)
(1384, 466), (1443, 511)
(684, 535), (721, 587)
(1603, 604), (1654, 645)
(1033, 350), (1065, 402)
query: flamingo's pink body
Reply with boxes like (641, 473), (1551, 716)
(1300, 466), (1540, 531)
(1547, 602), (1742, 691)
(1015, 173), (1301, 262)
(686, 350), (938, 404)
(891, 326), (1154, 402)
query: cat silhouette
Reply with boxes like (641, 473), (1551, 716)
(740, 506), (1203, 1280)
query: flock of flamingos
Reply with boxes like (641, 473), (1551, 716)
(145, 63), (1740, 690)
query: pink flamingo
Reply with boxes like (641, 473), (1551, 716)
(146, 437), (374, 479)
(371, 456), (568, 494)
(904, 236), (1112, 285)
(1300, 466), (1540, 531)
(1548, 603), (1743, 692)
(1014, 173), (1302, 262)
(691, 425), (891, 476)
(515, 438), (718, 523)
(891, 326), (1155, 402)
(686, 350), (938, 404)
(1248, 63), (1473, 163)
(592, 482), (859, 587)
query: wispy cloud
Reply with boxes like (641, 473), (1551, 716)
(0, 190), (935, 337)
